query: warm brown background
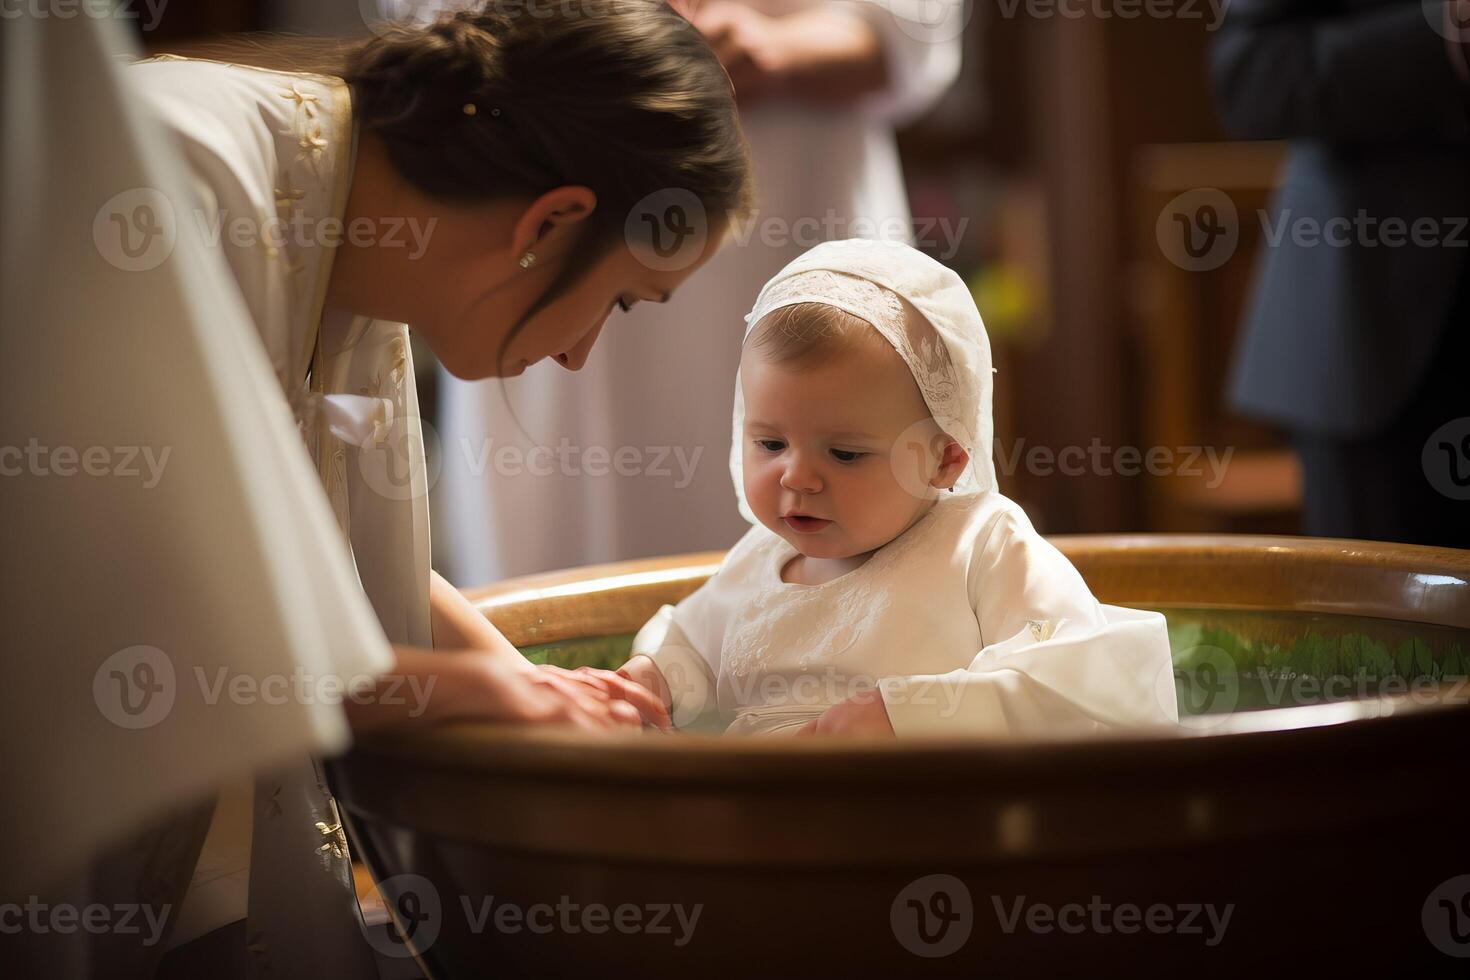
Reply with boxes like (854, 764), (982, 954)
(138, 3), (1295, 537)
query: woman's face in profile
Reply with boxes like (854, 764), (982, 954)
(365, 203), (729, 381)
(462, 218), (730, 380)
(328, 140), (732, 380)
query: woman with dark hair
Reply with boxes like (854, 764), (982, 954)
(134, 2), (752, 733)
(0, 3), (748, 961)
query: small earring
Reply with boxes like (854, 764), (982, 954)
(518, 251), (537, 270)
(947, 486), (955, 493)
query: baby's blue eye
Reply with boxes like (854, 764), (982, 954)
(831, 449), (866, 463)
(756, 439), (785, 453)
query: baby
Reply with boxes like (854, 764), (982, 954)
(611, 239), (1177, 737)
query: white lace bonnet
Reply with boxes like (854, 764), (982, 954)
(731, 238), (996, 523)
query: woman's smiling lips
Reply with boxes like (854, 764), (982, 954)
(783, 514), (832, 533)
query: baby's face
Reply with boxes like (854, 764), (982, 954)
(740, 337), (947, 561)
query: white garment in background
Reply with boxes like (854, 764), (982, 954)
(435, 0), (962, 585)
(641, 492), (1179, 736)
(0, 26), (407, 902)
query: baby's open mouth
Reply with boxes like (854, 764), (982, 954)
(783, 514), (832, 533)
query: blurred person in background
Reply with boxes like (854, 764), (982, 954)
(433, 0), (964, 584)
(1212, 0), (1470, 548)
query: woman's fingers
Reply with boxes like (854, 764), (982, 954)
(472, 660), (654, 731)
(575, 666), (672, 730)
(524, 669), (638, 730)
(538, 664), (612, 700)
(608, 700), (642, 727)
(464, 657), (635, 731)
(540, 673), (621, 720)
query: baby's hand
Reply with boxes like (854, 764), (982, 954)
(794, 690), (895, 737)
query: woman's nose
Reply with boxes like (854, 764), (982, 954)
(555, 314), (609, 373)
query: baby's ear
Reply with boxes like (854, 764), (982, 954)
(931, 440), (970, 491)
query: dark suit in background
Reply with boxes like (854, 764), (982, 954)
(1212, 0), (1470, 548)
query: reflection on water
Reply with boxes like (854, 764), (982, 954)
(1151, 606), (1470, 716)
(519, 608), (1470, 719)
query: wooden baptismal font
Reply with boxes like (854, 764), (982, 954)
(333, 535), (1470, 978)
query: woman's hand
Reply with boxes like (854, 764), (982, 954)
(344, 646), (642, 733)
(543, 656), (673, 730)
(793, 689), (895, 737)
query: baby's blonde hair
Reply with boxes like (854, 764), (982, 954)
(747, 302), (890, 367)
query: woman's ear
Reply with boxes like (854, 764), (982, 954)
(511, 186), (597, 258)
(931, 439), (971, 491)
